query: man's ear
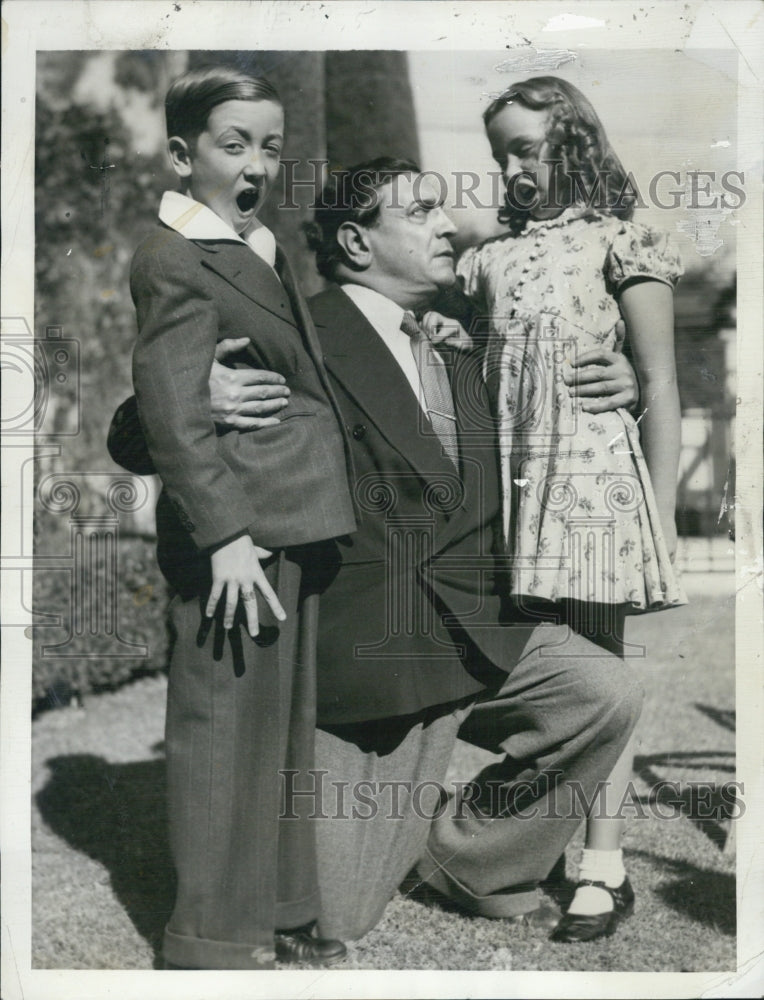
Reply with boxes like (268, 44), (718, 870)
(336, 221), (372, 270)
(168, 136), (193, 179)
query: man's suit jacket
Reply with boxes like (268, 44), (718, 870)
(111, 279), (528, 720)
(129, 226), (356, 594)
(310, 286), (529, 725)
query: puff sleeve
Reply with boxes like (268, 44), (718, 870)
(605, 222), (684, 293)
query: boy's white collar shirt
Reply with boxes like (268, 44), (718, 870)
(158, 190), (277, 268)
(340, 283), (441, 414)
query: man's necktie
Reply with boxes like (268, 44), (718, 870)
(400, 311), (459, 470)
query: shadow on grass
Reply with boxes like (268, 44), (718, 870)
(627, 848), (736, 936)
(36, 753), (174, 967)
(633, 749), (737, 849)
(694, 704), (735, 733)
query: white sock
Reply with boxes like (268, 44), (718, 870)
(567, 849), (626, 916)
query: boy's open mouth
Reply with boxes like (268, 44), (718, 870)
(236, 187), (260, 213)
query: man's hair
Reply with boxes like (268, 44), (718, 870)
(165, 66), (282, 145)
(303, 156), (421, 280)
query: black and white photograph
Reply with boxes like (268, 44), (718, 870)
(1, 2), (762, 998)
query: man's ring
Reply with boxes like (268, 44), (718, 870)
(241, 589), (257, 602)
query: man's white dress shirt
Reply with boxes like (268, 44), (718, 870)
(340, 283), (447, 416)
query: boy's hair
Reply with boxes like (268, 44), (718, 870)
(165, 66), (282, 145)
(484, 75), (634, 233)
(303, 156), (420, 280)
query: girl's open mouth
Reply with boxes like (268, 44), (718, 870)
(506, 176), (539, 208)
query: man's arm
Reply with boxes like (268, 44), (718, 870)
(107, 395), (157, 475)
(419, 312), (640, 412)
(109, 319), (638, 479)
(107, 338), (291, 474)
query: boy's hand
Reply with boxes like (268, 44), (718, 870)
(421, 311), (474, 351)
(210, 338), (291, 430)
(563, 333), (639, 413)
(206, 533), (286, 637)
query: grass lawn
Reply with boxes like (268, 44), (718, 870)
(32, 587), (736, 972)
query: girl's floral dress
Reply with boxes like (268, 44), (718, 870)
(458, 205), (687, 611)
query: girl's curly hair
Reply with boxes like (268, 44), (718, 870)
(483, 76), (635, 235)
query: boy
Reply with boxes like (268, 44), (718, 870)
(130, 66), (355, 969)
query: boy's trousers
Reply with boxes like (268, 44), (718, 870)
(162, 547), (320, 970)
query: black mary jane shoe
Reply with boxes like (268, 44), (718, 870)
(274, 922), (347, 966)
(550, 876), (635, 943)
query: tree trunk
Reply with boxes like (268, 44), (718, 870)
(325, 51), (420, 169)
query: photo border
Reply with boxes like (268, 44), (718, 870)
(2, 2), (762, 998)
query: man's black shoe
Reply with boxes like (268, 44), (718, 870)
(274, 923), (347, 966)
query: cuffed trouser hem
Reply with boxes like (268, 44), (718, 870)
(275, 891), (321, 932)
(416, 849), (541, 918)
(163, 928), (276, 970)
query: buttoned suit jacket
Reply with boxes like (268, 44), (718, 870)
(310, 286), (531, 725)
(111, 278), (531, 719)
(129, 225), (356, 595)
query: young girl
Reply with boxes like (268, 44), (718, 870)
(457, 76), (687, 942)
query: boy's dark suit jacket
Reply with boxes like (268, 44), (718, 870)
(129, 225), (356, 593)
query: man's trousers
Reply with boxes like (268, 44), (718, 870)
(313, 623), (643, 940)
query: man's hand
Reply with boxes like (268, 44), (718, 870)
(207, 533), (286, 637)
(210, 338), (291, 430)
(563, 329), (639, 413)
(421, 311), (474, 351)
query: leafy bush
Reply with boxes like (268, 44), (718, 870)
(33, 68), (175, 711)
(33, 535), (171, 714)
(35, 91), (173, 463)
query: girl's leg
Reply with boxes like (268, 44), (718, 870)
(585, 728), (637, 851)
(510, 598), (640, 929)
(562, 604), (636, 921)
